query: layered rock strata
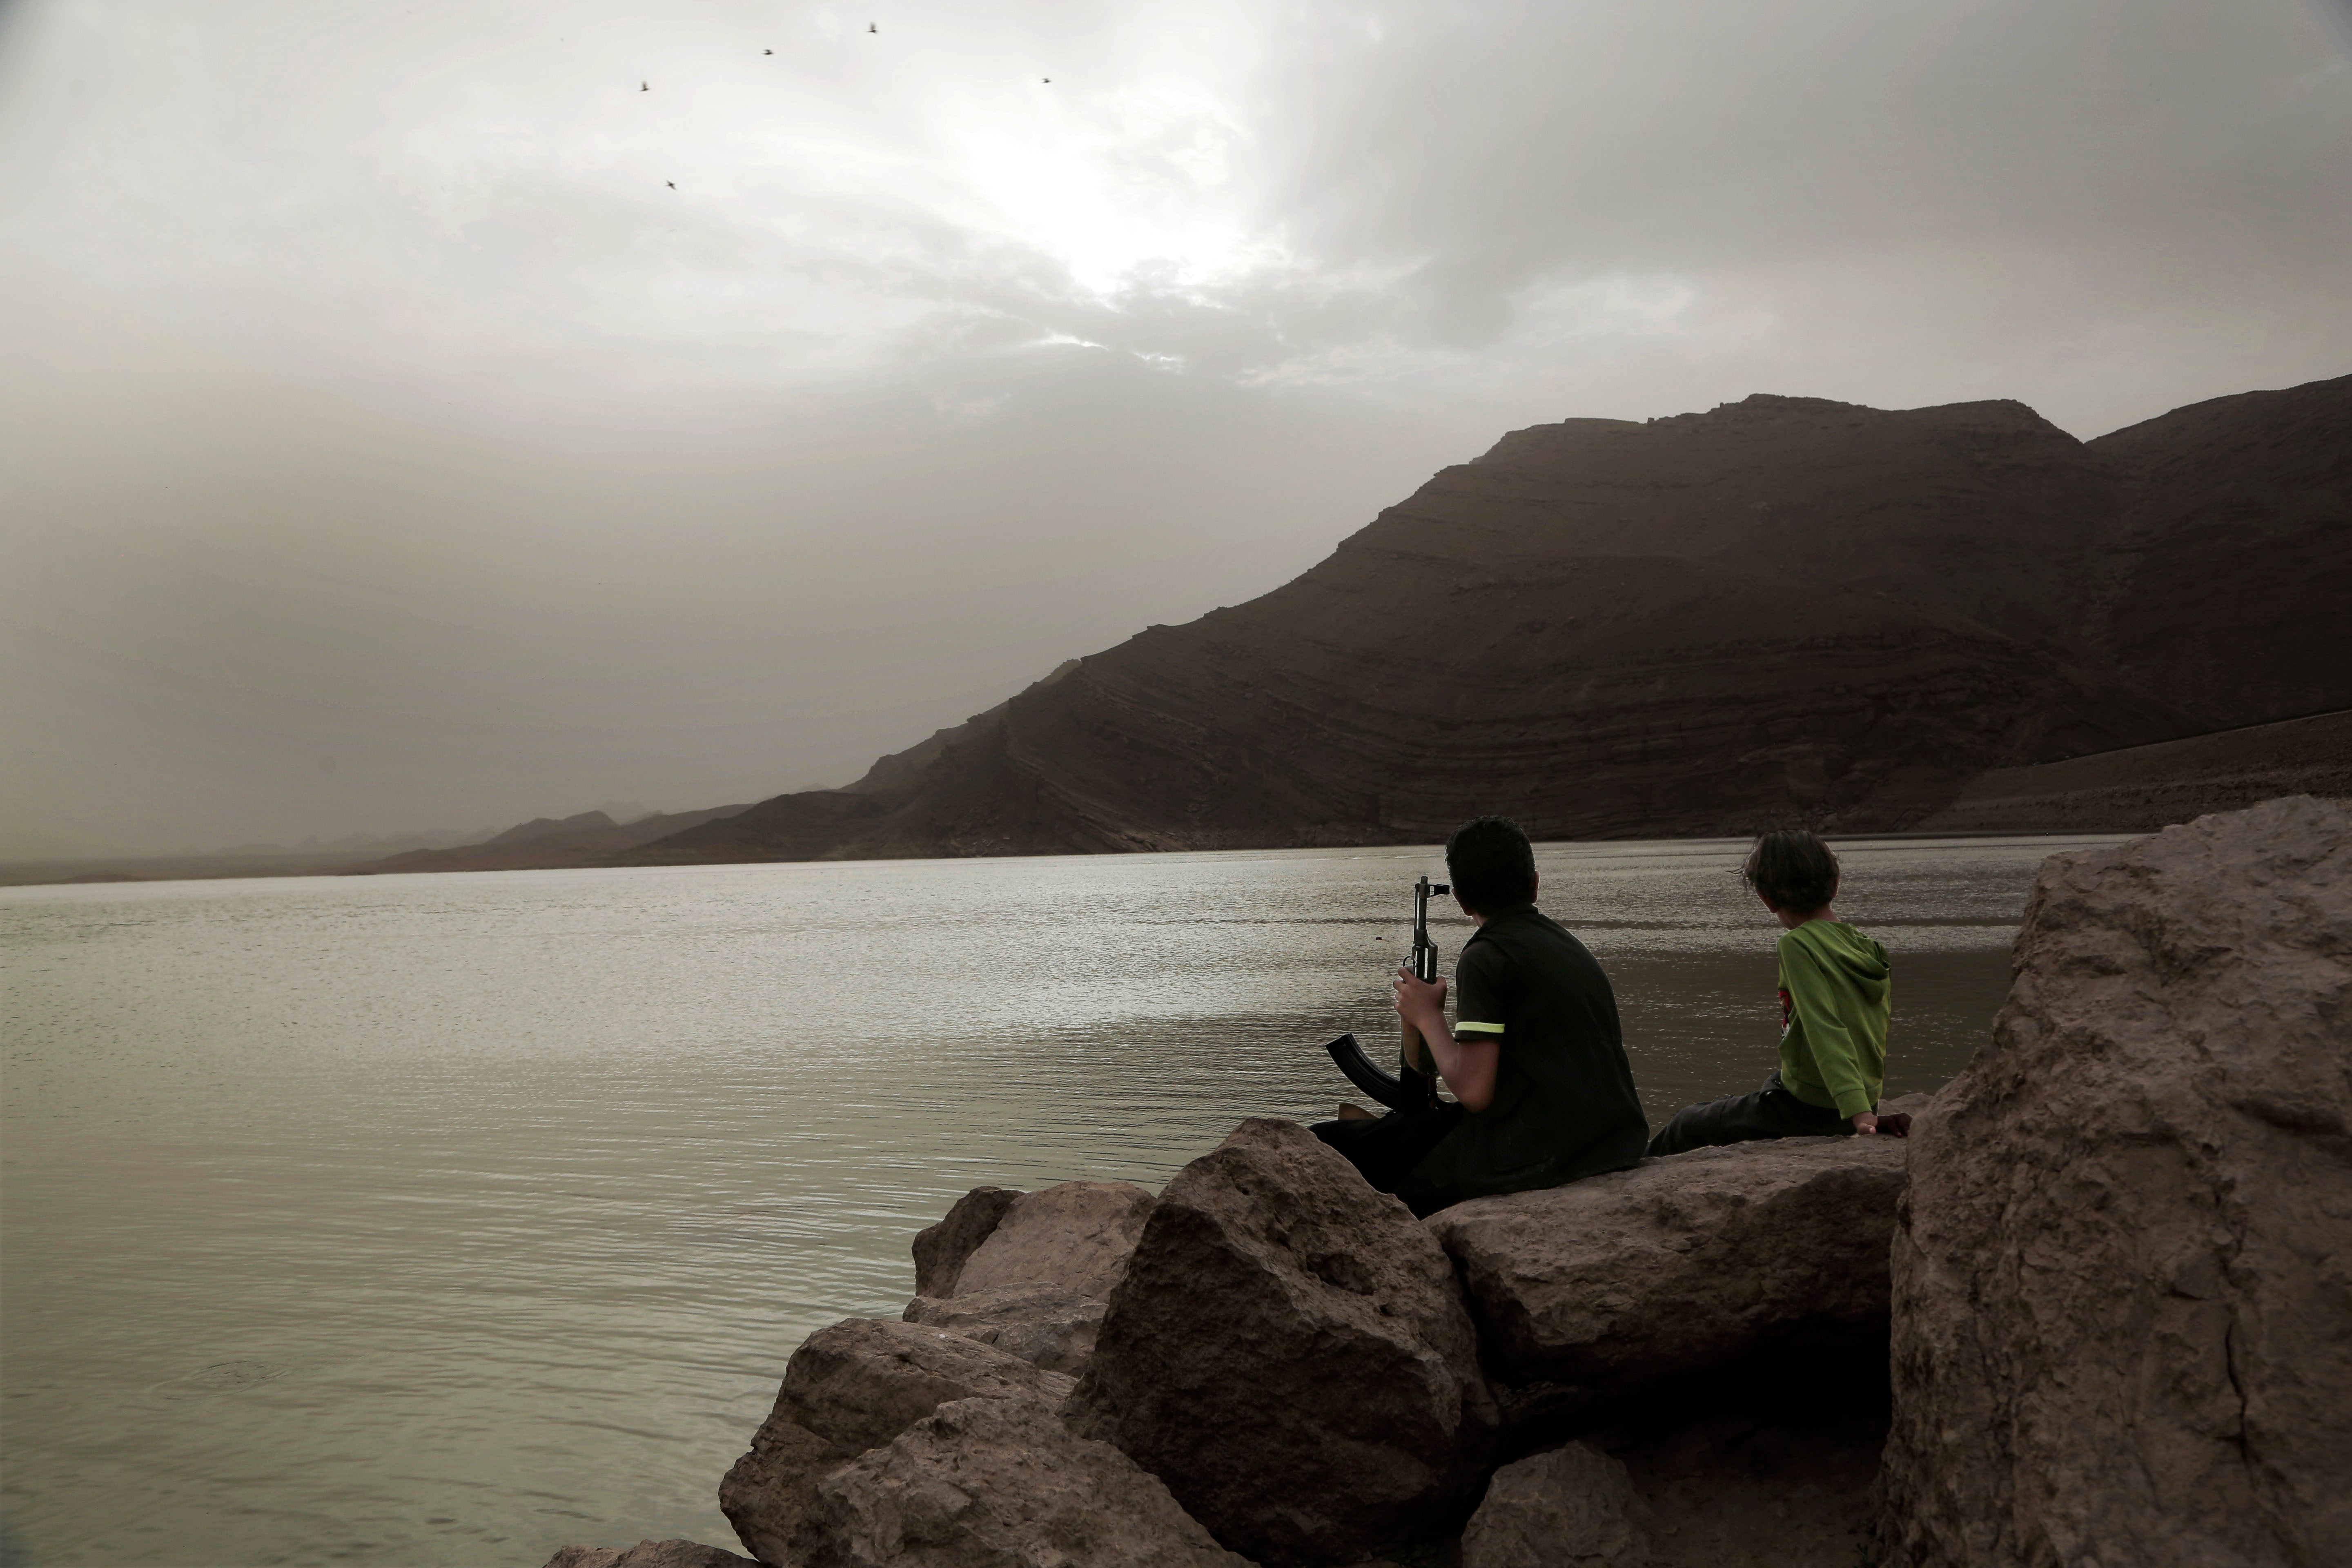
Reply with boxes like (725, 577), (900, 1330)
(1918, 708), (2352, 835)
(615, 376), (2350, 864)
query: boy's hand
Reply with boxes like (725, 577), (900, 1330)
(1851, 1111), (1878, 1135)
(1392, 967), (1446, 1019)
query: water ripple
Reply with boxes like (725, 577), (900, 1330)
(0, 834), (2111, 1566)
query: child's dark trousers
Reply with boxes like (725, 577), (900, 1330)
(1311, 1102), (1466, 1193)
(1646, 1069), (1851, 1156)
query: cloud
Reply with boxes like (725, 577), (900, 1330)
(1, 0), (2345, 851)
(8, 0), (2344, 412)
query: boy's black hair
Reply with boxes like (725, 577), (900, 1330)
(1446, 816), (1537, 913)
(1743, 830), (1840, 913)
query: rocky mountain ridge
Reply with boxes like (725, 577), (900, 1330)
(619, 373), (2349, 866)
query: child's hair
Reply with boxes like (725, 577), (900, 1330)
(1742, 830), (1840, 913)
(1446, 817), (1537, 913)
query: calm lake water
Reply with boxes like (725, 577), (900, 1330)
(0, 834), (2116, 1568)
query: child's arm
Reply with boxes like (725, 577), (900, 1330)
(1392, 969), (1499, 1112)
(1783, 940), (1878, 1131)
(1393, 940), (1511, 1112)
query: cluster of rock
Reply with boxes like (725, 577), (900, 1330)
(546, 796), (2349, 1567)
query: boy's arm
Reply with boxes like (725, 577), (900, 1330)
(1392, 944), (1505, 1112)
(1783, 939), (1877, 1129)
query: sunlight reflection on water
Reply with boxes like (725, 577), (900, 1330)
(0, 833), (2118, 1566)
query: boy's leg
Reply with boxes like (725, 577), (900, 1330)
(1646, 1072), (1849, 1156)
(1311, 1103), (1466, 1192)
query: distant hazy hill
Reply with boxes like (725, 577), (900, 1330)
(622, 372), (2349, 863)
(349, 804), (751, 874)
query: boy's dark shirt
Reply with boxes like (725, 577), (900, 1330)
(1397, 904), (1649, 1214)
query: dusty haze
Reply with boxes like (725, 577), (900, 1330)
(3, 0), (2348, 856)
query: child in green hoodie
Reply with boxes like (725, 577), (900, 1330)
(1647, 830), (1902, 1156)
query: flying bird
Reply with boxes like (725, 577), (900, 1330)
(1042, 77), (1051, 83)
(667, 181), (676, 189)
(764, 48), (773, 54)
(869, 22), (878, 33)
(640, 80), (648, 91)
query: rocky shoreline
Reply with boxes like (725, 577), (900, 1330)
(548, 795), (2349, 1568)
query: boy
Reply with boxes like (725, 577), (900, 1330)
(1647, 829), (1900, 1156)
(1312, 816), (1650, 1216)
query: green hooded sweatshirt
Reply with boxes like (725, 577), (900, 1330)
(1776, 920), (1890, 1118)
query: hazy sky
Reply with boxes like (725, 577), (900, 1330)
(4, 0), (2348, 856)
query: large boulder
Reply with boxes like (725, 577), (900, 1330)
(951, 1180), (1156, 1300)
(1459, 1443), (1644, 1568)
(1427, 1129), (1913, 1408)
(903, 1283), (1105, 1376)
(1879, 795), (2352, 1567)
(911, 1187), (1023, 1298)
(719, 1319), (1074, 1566)
(542, 1543), (758, 1568)
(1075, 1118), (1496, 1566)
(800, 1392), (1253, 1568)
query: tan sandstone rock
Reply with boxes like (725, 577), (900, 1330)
(1427, 1129), (1913, 1410)
(903, 1282), (1105, 1376)
(1075, 1118), (1496, 1566)
(719, 1318), (1074, 1566)
(1459, 1442), (1644, 1568)
(541, 1541), (758, 1568)
(800, 1392), (1252, 1568)
(719, 1418), (851, 1568)
(1879, 795), (2352, 1567)
(911, 1187), (1023, 1298)
(950, 1179), (1156, 1301)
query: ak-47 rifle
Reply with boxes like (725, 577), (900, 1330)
(1323, 874), (1449, 1113)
